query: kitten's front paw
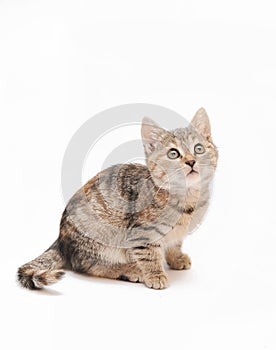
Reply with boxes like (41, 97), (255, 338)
(168, 254), (192, 270)
(144, 273), (168, 290)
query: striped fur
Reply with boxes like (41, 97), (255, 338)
(17, 108), (218, 290)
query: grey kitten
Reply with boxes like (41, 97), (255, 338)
(18, 108), (218, 290)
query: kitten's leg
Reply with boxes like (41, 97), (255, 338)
(87, 263), (143, 283)
(129, 245), (168, 290)
(165, 241), (191, 270)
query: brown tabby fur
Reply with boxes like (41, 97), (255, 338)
(18, 108), (218, 290)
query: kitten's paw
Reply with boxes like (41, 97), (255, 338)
(128, 274), (144, 283)
(144, 273), (168, 290)
(117, 273), (143, 283)
(168, 254), (192, 270)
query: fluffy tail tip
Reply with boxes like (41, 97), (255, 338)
(17, 267), (65, 290)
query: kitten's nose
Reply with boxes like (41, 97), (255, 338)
(185, 160), (195, 168)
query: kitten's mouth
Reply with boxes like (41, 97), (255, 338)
(187, 169), (198, 176)
(187, 169), (199, 177)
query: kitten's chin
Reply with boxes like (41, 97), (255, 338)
(187, 170), (199, 179)
(186, 171), (200, 186)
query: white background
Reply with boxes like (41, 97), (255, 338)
(1, 1), (276, 349)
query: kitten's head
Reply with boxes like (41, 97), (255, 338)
(141, 108), (218, 193)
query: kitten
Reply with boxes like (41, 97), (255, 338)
(18, 108), (218, 290)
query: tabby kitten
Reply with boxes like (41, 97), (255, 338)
(18, 108), (218, 290)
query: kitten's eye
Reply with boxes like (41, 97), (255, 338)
(167, 148), (180, 159)
(194, 143), (205, 154)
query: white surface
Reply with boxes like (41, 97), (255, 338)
(1, 1), (276, 349)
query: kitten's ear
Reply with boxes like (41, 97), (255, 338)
(190, 108), (212, 140)
(141, 117), (167, 153)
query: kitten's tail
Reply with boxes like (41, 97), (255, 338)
(17, 240), (65, 290)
